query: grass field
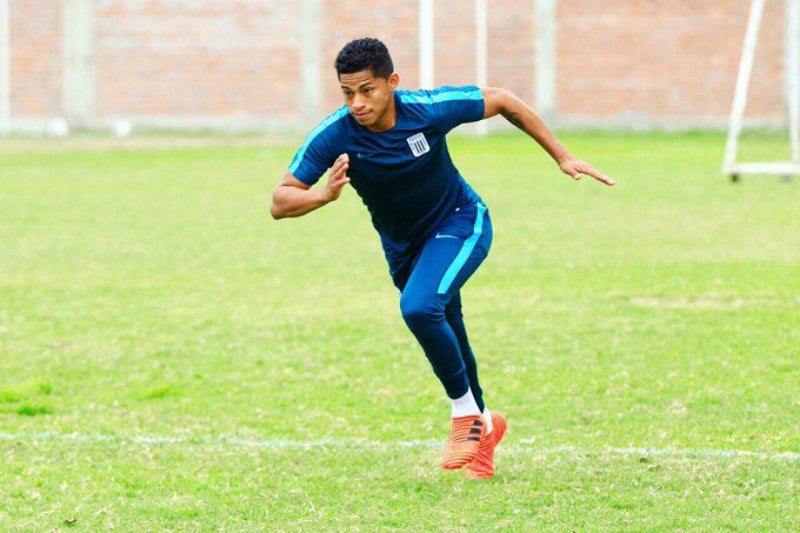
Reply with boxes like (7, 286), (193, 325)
(1, 131), (799, 531)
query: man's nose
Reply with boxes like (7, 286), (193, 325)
(352, 93), (366, 109)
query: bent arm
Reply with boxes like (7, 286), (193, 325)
(270, 172), (329, 219)
(270, 153), (351, 219)
(481, 87), (615, 186)
(482, 86), (571, 164)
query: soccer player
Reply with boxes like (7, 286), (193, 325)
(271, 38), (614, 479)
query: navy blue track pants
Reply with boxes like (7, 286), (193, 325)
(392, 201), (493, 411)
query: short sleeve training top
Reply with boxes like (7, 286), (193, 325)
(287, 85), (485, 266)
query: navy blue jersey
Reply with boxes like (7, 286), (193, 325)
(287, 85), (486, 270)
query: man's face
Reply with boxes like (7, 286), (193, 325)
(339, 69), (399, 132)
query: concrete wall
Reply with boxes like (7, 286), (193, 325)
(2, 0), (788, 133)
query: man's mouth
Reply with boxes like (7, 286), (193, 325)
(354, 110), (371, 121)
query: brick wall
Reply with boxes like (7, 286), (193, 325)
(9, 1), (61, 116)
(3, 0), (789, 132)
(557, 0), (783, 126)
(94, 1), (303, 119)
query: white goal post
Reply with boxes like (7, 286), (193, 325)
(723, 0), (800, 181)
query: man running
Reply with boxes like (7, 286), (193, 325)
(271, 37), (615, 479)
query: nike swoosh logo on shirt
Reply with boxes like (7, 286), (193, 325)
(356, 153), (375, 159)
(435, 233), (459, 239)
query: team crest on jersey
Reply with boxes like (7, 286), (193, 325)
(406, 132), (430, 157)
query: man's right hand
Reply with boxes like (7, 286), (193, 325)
(323, 153), (351, 202)
(270, 153), (352, 219)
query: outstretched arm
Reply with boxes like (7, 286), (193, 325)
(481, 87), (615, 186)
(270, 153), (351, 219)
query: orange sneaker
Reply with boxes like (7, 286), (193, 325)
(464, 412), (507, 479)
(441, 415), (486, 470)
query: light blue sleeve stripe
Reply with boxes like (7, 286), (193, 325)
(437, 203), (487, 295)
(288, 107), (349, 175)
(399, 87), (483, 106)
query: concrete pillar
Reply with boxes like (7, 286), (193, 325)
(0, 0), (10, 135)
(419, 0), (434, 88)
(535, 0), (556, 120)
(475, 0), (487, 135)
(301, 0), (323, 128)
(62, 0), (94, 126)
(787, 0), (800, 162)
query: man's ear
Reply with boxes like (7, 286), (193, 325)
(388, 72), (400, 89)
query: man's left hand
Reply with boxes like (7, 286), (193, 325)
(559, 159), (616, 186)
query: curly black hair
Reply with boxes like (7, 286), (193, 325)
(334, 38), (394, 79)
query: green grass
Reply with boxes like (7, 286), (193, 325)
(1, 131), (798, 531)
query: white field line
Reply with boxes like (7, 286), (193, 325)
(0, 431), (798, 462)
